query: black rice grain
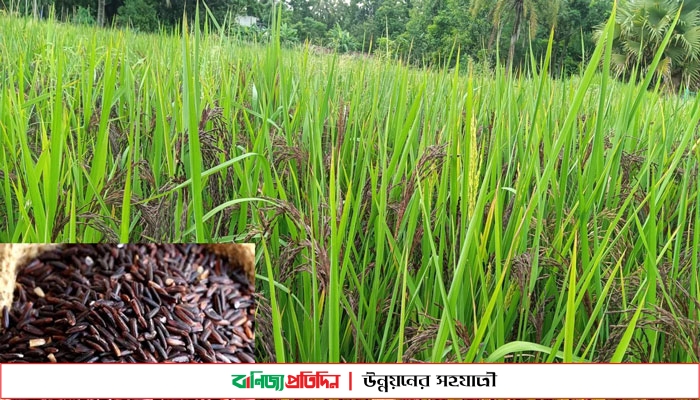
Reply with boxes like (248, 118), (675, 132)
(1, 244), (255, 363)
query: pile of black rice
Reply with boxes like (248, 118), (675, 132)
(0, 244), (255, 363)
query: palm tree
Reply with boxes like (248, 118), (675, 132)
(600, 0), (700, 91)
(471, 0), (560, 70)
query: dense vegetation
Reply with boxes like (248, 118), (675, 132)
(11, 0), (700, 91)
(10, 0), (700, 91)
(2, 0), (614, 76)
(2, 2), (700, 364)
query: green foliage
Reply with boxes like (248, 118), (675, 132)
(604, 0), (700, 91)
(232, 23), (267, 42)
(279, 22), (298, 45)
(327, 23), (356, 52)
(372, 0), (411, 43)
(1, 0), (616, 76)
(529, 0), (613, 76)
(116, 0), (159, 31)
(470, 0), (563, 68)
(72, 6), (95, 25)
(399, 0), (491, 67)
(376, 36), (410, 59)
(293, 16), (327, 44)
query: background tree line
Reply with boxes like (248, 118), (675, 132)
(4, 0), (700, 89)
(0, 0), (613, 76)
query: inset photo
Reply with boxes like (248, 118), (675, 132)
(0, 243), (255, 363)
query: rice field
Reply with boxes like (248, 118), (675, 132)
(1, 6), (700, 366)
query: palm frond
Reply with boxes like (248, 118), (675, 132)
(673, 26), (700, 61)
(681, 59), (700, 89)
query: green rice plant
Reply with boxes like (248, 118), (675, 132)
(0, 11), (269, 244)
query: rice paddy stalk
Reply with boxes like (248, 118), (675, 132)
(182, 8), (205, 242)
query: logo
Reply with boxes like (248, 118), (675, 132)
(231, 370), (344, 392)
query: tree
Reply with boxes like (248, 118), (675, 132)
(471, 0), (560, 70)
(545, 0), (613, 76)
(73, 5), (96, 24)
(397, 0), (490, 67)
(601, 0), (700, 91)
(116, 0), (158, 31)
(97, 0), (105, 25)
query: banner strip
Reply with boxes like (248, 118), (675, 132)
(0, 363), (698, 399)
